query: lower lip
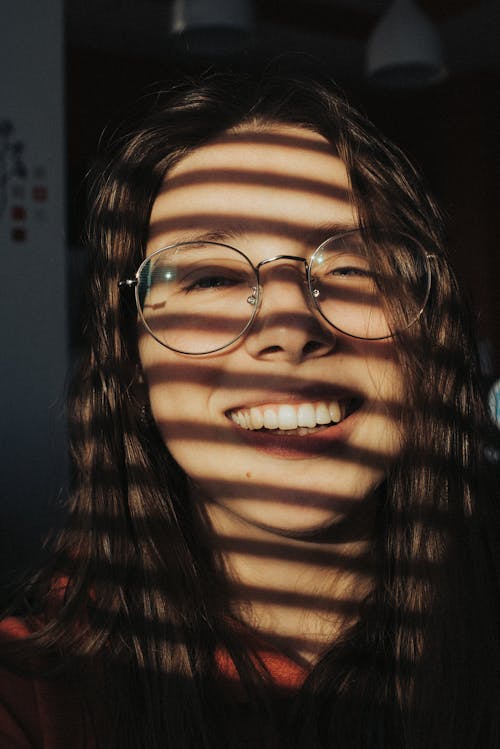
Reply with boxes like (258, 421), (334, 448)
(227, 410), (360, 459)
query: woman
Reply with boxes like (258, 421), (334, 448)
(1, 69), (499, 748)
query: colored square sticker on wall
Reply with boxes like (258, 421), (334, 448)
(32, 185), (48, 202)
(11, 205), (26, 221)
(11, 227), (26, 242)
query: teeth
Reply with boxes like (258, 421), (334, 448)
(263, 408), (279, 430)
(278, 405), (298, 430)
(329, 401), (341, 423)
(297, 403), (316, 428)
(316, 403), (332, 424)
(230, 400), (351, 431)
(249, 407), (264, 430)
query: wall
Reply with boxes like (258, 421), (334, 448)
(0, 0), (68, 586)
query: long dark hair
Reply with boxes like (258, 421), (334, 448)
(3, 69), (500, 748)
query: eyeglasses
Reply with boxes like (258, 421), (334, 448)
(119, 228), (433, 355)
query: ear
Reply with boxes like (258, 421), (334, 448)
(129, 361), (150, 405)
(129, 363), (156, 426)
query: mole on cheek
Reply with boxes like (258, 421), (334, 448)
(246, 471), (252, 479)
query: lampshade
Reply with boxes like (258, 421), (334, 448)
(171, 0), (253, 34)
(366, 0), (447, 88)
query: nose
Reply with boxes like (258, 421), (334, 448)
(244, 259), (337, 363)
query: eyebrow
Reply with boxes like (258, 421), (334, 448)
(173, 221), (359, 247)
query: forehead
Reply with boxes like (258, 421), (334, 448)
(148, 125), (356, 252)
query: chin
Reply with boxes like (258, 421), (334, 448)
(218, 494), (376, 543)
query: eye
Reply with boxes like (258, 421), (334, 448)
(180, 266), (247, 292)
(329, 265), (372, 278)
(313, 248), (374, 281)
(186, 275), (240, 290)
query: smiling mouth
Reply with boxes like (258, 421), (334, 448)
(227, 398), (360, 435)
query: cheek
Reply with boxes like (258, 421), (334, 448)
(367, 368), (404, 457)
(139, 338), (220, 452)
(357, 338), (404, 396)
(147, 380), (210, 445)
(351, 342), (405, 449)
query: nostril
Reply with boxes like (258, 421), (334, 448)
(261, 345), (283, 355)
(303, 340), (326, 356)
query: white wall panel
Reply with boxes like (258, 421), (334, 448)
(0, 0), (67, 578)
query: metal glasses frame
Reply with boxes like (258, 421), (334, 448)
(118, 230), (434, 355)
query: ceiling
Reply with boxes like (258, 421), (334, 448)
(66, 0), (500, 83)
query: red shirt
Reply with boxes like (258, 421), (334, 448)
(0, 617), (308, 748)
(0, 618), (96, 748)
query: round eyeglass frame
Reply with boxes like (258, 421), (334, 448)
(118, 229), (435, 355)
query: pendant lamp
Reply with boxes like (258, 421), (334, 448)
(171, 0), (253, 34)
(366, 0), (447, 87)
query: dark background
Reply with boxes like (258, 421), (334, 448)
(66, 0), (500, 373)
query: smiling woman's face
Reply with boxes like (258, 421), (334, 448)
(139, 125), (404, 537)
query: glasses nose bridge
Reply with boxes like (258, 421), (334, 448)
(255, 253), (310, 279)
(252, 254), (315, 316)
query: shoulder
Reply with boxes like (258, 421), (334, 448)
(0, 617), (43, 748)
(0, 616), (31, 641)
(0, 617), (95, 749)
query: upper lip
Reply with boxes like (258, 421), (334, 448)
(224, 385), (363, 414)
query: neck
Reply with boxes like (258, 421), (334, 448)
(205, 503), (376, 666)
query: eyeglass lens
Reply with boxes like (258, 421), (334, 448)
(136, 231), (430, 354)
